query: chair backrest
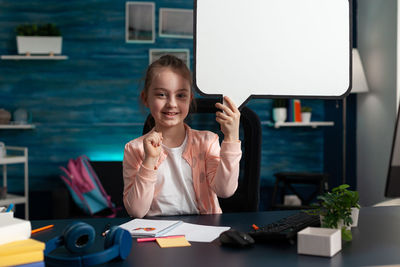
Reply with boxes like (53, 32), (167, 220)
(270, 172), (329, 210)
(89, 161), (128, 217)
(142, 97), (262, 212)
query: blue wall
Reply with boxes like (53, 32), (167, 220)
(0, 0), (353, 210)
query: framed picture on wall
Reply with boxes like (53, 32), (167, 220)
(149, 49), (190, 68)
(126, 2), (155, 43)
(159, 8), (193, 39)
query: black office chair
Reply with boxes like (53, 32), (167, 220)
(89, 161), (128, 217)
(142, 97), (262, 212)
(270, 172), (329, 210)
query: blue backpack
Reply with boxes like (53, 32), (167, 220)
(60, 155), (117, 217)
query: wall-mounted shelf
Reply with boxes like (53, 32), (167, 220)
(0, 146), (29, 219)
(262, 121), (334, 128)
(0, 124), (35, 129)
(1, 55), (68, 60)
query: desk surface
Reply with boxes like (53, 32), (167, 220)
(31, 206), (400, 267)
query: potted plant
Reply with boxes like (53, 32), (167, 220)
(308, 184), (360, 241)
(15, 23), (62, 55)
(272, 99), (287, 123)
(301, 106), (312, 123)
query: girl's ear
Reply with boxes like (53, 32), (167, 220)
(141, 91), (149, 108)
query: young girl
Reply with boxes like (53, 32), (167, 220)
(123, 55), (242, 218)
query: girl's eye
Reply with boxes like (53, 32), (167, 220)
(177, 93), (187, 98)
(156, 93), (166, 98)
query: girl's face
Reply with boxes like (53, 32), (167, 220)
(143, 68), (192, 131)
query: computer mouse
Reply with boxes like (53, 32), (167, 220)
(219, 229), (255, 248)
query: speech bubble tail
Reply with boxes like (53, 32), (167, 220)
(227, 94), (251, 110)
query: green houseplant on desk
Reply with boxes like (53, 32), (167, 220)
(308, 184), (360, 241)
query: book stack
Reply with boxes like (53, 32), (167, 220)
(0, 239), (45, 267)
(0, 212), (45, 267)
(288, 99), (302, 122)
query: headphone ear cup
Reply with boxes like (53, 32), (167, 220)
(104, 226), (119, 249)
(63, 222), (95, 254)
(104, 226), (132, 260)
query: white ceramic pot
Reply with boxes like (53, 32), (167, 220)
(350, 207), (359, 227)
(320, 207), (359, 229)
(272, 108), (287, 123)
(301, 112), (312, 123)
(17, 36), (62, 55)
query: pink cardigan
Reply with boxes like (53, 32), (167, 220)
(123, 124), (242, 218)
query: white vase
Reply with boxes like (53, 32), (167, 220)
(350, 207), (359, 227)
(17, 36), (62, 55)
(301, 112), (312, 123)
(272, 108), (287, 122)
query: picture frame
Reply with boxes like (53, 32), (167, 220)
(126, 2), (155, 43)
(149, 49), (190, 68)
(159, 8), (193, 39)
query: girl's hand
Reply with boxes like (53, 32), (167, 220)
(215, 96), (241, 142)
(143, 130), (163, 169)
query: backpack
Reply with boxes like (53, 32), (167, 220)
(59, 155), (117, 217)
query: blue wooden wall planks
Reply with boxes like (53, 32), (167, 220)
(0, 1), (347, 205)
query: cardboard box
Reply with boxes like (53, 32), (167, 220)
(297, 227), (341, 257)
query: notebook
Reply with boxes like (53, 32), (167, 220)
(118, 218), (230, 242)
(119, 219), (183, 237)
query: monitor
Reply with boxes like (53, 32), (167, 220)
(385, 103), (400, 197)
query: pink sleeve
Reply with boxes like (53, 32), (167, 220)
(206, 136), (242, 198)
(123, 142), (157, 218)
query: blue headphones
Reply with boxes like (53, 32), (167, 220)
(44, 221), (132, 266)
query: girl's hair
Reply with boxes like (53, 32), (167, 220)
(143, 54), (192, 95)
(142, 55), (196, 130)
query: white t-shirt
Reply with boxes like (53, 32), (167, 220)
(147, 134), (199, 216)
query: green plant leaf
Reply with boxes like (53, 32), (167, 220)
(342, 227), (352, 242)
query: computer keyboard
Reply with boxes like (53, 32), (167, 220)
(248, 211), (320, 243)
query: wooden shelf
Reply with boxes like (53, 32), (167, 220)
(0, 194), (27, 206)
(0, 146), (29, 218)
(0, 124), (35, 129)
(0, 155), (26, 164)
(1, 55), (68, 60)
(262, 121), (334, 128)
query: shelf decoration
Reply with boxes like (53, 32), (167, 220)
(288, 99), (302, 122)
(16, 23), (62, 56)
(126, 2), (155, 43)
(301, 106), (312, 123)
(159, 8), (193, 39)
(149, 49), (190, 68)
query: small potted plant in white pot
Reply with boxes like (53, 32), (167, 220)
(16, 23), (62, 55)
(308, 184), (360, 241)
(301, 106), (312, 123)
(272, 99), (287, 123)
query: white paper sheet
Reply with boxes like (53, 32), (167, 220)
(165, 222), (230, 242)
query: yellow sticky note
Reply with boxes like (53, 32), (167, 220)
(156, 237), (191, 248)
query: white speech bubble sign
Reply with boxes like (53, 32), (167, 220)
(195, 0), (351, 108)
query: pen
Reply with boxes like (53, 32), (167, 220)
(31, 224), (54, 234)
(6, 203), (14, 212)
(137, 235), (185, 243)
(101, 223), (111, 237)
